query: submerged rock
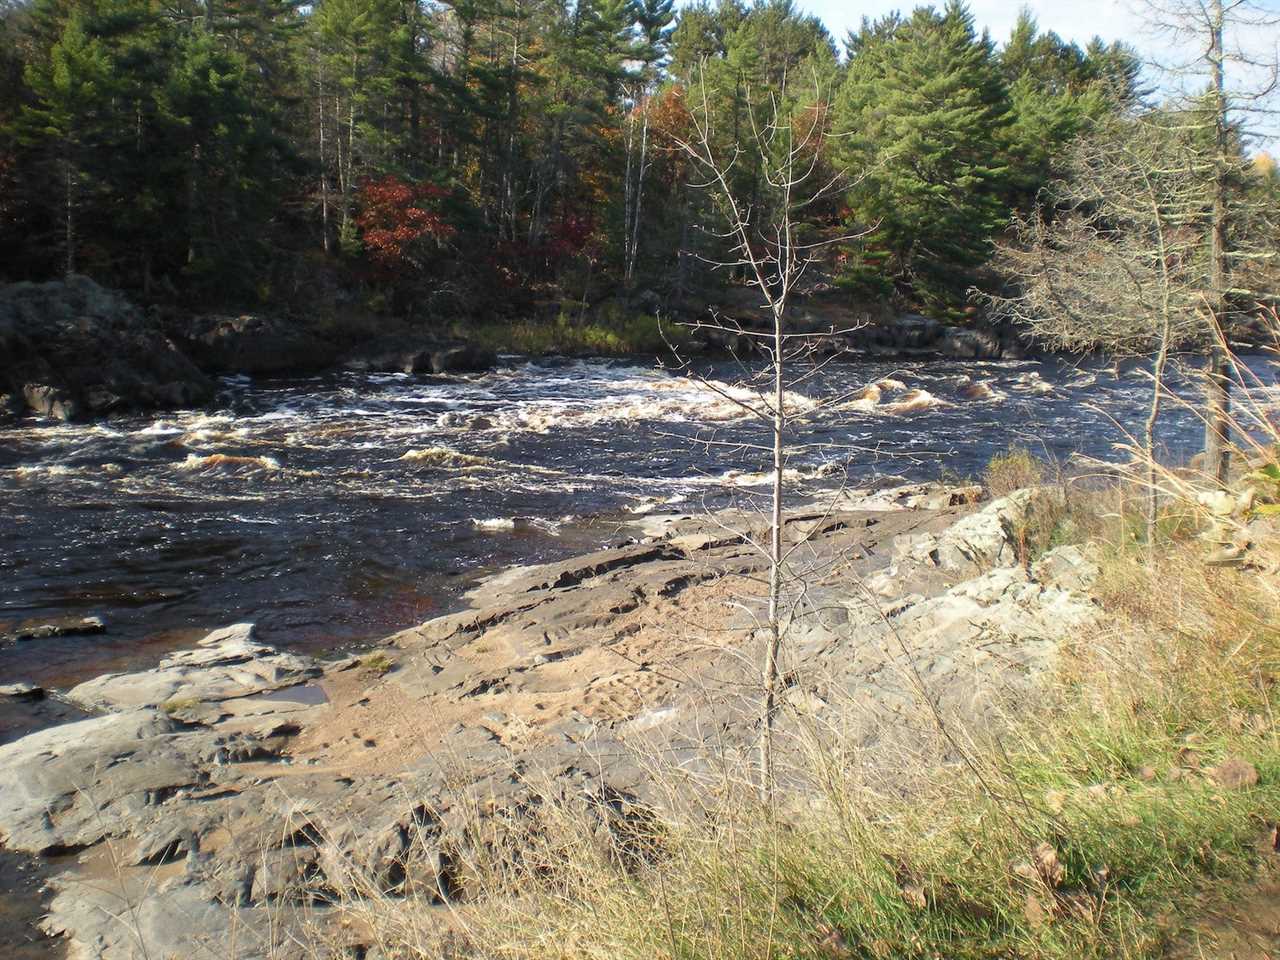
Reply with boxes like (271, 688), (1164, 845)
(2, 615), (105, 643)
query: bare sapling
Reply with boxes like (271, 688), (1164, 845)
(987, 103), (1273, 549)
(1137, 0), (1280, 484)
(661, 63), (869, 798)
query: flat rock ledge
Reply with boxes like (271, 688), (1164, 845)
(66, 622), (321, 712)
(0, 485), (1103, 959)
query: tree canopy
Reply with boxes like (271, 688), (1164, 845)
(4, 0), (1252, 323)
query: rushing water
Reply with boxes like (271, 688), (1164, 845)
(2, 354), (1276, 695)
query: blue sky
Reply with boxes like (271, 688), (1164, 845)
(798, 0), (1147, 48)
(786, 0), (1280, 146)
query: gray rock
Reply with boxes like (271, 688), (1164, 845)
(4, 615), (104, 642)
(430, 342), (497, 374)
(0, 709), (196, 854)
(1031, 544), (1101, 594)
(43, 876), (280, 960)
(175, 314), (340, 375)
(66, 623), (321, 712)
(894, 489), (1035, 574)
(829, 312), (1023, 360)
(0, 682), (43, 700)
(0, 276), (214, 421)
(344, 334), (495, 375)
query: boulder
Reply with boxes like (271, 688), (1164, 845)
(937, 326), (1003, 360)
(0, 682), (43, 700)
(834, 312), (1020, 360)
(0, 276), (215, 420)
(174, 314), (341, 376)
(345, 334), (496, 375)
(430, 342), (497, 374)
(893, 489), (1036, 574)
(67, 622), (321, 712)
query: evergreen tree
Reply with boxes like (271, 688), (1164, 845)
(834, 1), (1010, 310)
(17, 3), (117, 277)
(998, 9), (1139, 210)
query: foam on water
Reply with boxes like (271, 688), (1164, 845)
(3, 353), (1276, 693)
(176, 453), (282, 472)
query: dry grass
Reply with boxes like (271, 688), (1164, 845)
(985, 446), (1047, 497)
(268, 329), (1280, 960)
(270, 509), (1280, 960)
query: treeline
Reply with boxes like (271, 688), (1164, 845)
(0, 0), (1199, 317)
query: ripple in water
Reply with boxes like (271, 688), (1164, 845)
(1, 354), (1275, 689)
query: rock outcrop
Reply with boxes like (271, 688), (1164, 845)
(343, 334), (497, 375)
(0, 486), (1104, 959)
(0, 277), (215, 421)
(173, 314), (341, 375)
(824, 313), (1024, 360)
(66, 623), (321, 712)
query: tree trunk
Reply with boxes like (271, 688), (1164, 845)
(759, 299), (785, 800)
(1145, 315), (1171, 554)
(1203, 0), (1233, 485)
(627, 102), (650, 283)
(622, 96), (636, 281)
(318, 65), (331, 255)
(187, 143), (201, 266)
(63, 158), (76, 278)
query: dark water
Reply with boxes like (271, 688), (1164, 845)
(0, 850), (62, 959)
(2, 355), (1275, 694)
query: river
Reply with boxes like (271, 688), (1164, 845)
(2, 354), (1274, 706)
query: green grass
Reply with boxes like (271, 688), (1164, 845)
(461, 309), (688, 358)
(301, 465), (1280, 960)
(361, 651), (395, 675)
(492, 727), (1276, 960)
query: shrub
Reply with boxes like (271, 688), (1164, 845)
(984, 446), (1046, 498)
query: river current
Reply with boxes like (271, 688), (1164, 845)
(2, 354), (1275, 697)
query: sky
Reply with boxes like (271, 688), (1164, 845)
(799, 0), (1151, 48)
(786, 0), (1280, 146)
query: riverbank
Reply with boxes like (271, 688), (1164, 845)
(2, 353), (1230, 701)
(2, 477), (1277, 958)
(1, 276), (1034, 423)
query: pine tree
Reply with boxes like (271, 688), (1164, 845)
(834, 0), (1010, 311)
(18, 4), (115, 276)
(998, 10), (1139, 211)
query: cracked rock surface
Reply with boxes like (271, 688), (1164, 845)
(0, 485), (1102, 959)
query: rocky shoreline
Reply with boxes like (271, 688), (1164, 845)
(0, 482), (1104, 959)
(1, 276), (1039, 423)
(0, 278), (499, 422)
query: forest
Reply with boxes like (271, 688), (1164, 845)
(6, 0), (1270, 326)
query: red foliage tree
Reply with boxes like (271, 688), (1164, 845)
(355, 176), (454, 274)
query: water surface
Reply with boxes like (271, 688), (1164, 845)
(2, 355), (1274, 692)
